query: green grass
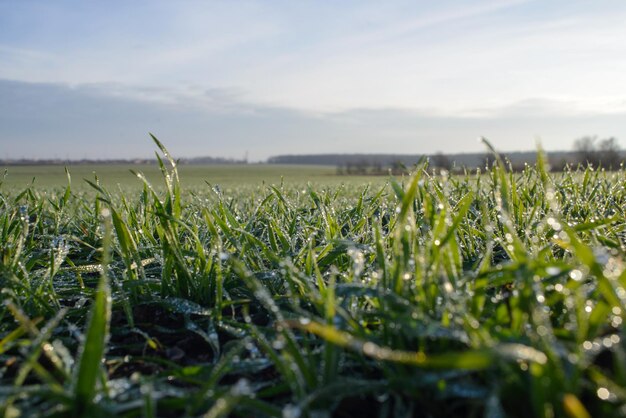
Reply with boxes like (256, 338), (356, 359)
(1, 137), (625, 417)
(0, 163), (378, 191)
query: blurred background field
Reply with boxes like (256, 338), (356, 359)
(0, 164), (387, 192)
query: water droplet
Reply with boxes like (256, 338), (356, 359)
(362, 342), (378, 356)
(282, 404), (301, 418)
(546, 267), (561, 276)
(594, 248), (610, 265)
(19, 205), (28, 220)
(375, 393), (389, 402)
(232, 378), (252, 396)
(272, 337), (286, 350)
(597, 387), (610, 400)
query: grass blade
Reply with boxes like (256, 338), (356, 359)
(72, 210), (113, 417)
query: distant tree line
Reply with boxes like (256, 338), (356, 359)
(3, 136), (622, 171)
(180, 156), (248, 165)
(336, 159), (410, 176)
(269, 136), (624, 175)
(267, 154), (424, 167)
(572, 136), (622, 169)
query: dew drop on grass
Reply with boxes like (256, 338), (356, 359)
(282, 404), (302, 418)
(594, 248), (610, 265)
(245, 342), (261, 358)
(602, 337), (614, 348)
(597, 387), (611, 401)
(272, 337), (286, 350)
(375, 393), (389, 403)
(361, 342), (378, 357)
(546, 267), (561, 276)
(19, 205), (28, 220)
(232, 378), (252, 396)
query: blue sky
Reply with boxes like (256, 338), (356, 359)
(2, 0), (626, 160)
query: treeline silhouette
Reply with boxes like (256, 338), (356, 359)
(268, 137), (624, 174)
(267, 151), (576, 174)
(2, 136), (622, 172)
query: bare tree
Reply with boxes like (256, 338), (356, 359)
(574, 136), (622, 169)
(391, 160), (406, 175)
(483, 153), (496, 169)
(432, 152), (452, 171)
(598, 137), (622, 169)
(574, 136), (599, 166)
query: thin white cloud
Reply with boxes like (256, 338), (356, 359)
(323, 0), (535, 50)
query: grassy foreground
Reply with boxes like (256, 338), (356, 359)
(1, 138), (626, 417)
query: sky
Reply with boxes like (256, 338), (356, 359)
(1, 0), (626, 161)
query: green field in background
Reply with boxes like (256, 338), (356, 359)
(1, 164), (387, 191)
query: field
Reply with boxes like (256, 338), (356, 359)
(0, 163), (368, 190)
(1, 139), (626, 417)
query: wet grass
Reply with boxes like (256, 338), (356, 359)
(0, 163), (373, 191)
(1, 136), (626, 417)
